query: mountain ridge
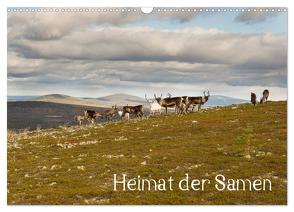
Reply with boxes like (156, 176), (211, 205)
(9, 93), (249, 107)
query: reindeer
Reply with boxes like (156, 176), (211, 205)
(118, 111), (123, 117)
(154, 94), (183, 114)
(122, 105), (144, 118)
(84, 110), (102, 124)
(74, 115), (87, 125)
(251, 92), (257, 106)
(167, 93), (188, 114)
(103, 105), (118, 120)
(185, 91), (210, 112)
(145, 94), (162, 115)
(260, 89), (269, 104)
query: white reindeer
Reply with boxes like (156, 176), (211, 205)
(145, 94), (162, 115)
(118, 110), (130, 120)
(118, 110), (123, 117)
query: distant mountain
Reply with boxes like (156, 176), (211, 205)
(32, 93), (146, 108)
(11, 93), (248, 108)
(34, 94), (101, 107)
(95, 93), (145, 106)
(206, 95), (249, 106)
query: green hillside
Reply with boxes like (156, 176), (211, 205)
(7, 101), (287, 205)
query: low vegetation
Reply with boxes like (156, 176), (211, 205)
(7, 101), (287, 204)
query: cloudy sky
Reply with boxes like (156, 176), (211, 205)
(7, 8), (288, 100)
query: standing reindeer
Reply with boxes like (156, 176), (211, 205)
(102, 105), (118, 120)
(74, 115), (87, 125)
(251, 93), (257, 106)
(167, 93), (188, 114)
(84, 110), (102, 124)
(145, 94), (162, 115)
(154, 94), (183, 114)
(122, 105), (144, 118)
(260, 89), (269, 104)
(185, 90), (210, 112)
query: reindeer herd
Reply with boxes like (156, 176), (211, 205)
(74, 89), (270, 125)
(74, 90), (210, 125)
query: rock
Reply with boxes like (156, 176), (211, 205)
(256, 151), (266, 157)
(77, 165), (85, 171)
(141, 161), (147, 165)
(144, 155), (152, 159)
(50, 164), (61, 170)
(49, 182), (57, 186)
(244, 154), (251, 159)
(266, 152), (273, 156)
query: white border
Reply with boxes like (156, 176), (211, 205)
(1, 0), (292, 211)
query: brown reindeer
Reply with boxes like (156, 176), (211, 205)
(185, 91), (210, 112)
(122, 105), (144, 118)
(251, 92), (257, 106)
(103, 105), (118, 120)
(260, 89), (269, 104)
(84, 110), (102, 124)
(154, 94), (183, 114)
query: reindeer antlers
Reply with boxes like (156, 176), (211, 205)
(154, 93), (162, 99)
(203, 90), (210, 96)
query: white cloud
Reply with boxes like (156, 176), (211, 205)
(7, 11), (287, 99)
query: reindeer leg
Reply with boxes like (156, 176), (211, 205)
(186, 103), (189, 113)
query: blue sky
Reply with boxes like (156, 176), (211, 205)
(126, 9), (287, 34)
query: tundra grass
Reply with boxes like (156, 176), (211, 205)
(7, 101), (287, 205)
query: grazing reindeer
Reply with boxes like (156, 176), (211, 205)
(251, 92), (257, 106)
(154, 94), (183, 114)
(84, 110), (102, 124)
(122, 105), (144, 118)
(145, 94), (162, 115)
(260, 89), (269, 104)
(103, 105), (118, 120)
(185, 91), (210, 112)
(74, 115), (86, 125)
